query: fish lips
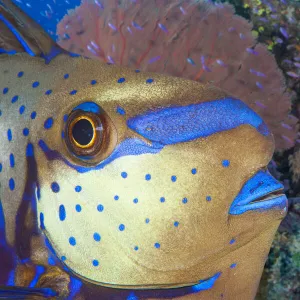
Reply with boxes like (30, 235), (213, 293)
(229, 170), (288, 215)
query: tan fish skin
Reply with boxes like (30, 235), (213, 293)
(0, 1), (288, 299)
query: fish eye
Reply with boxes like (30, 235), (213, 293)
(64, 102), (117, 162)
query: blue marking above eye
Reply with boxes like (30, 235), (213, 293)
(72, 102), (101, 114)
(127, 98), (270, 145)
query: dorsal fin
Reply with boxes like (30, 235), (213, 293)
(0, 0), (72, 62)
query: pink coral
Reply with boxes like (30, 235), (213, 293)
(56, 0), (298, 150)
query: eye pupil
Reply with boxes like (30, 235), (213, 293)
(72, 119), (94, 146)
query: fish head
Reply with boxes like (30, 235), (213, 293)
(32, 54), (287, 288)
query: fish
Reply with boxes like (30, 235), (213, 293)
(0, 0), (288, 299)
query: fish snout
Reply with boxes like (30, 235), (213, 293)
(229, 170), (288, 216)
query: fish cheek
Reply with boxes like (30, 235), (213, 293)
(33, 124), (275, 286)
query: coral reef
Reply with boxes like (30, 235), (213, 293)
(256, 201), (300, 299)
(243, 0), (300, 89)
(56, 0), (298, 150)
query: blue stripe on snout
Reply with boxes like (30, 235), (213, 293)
(127, 98), (269, 145)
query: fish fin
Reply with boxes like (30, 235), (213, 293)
(0, 286), (57, 299)
(0, 0), (68, 62)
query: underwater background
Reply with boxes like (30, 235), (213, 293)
(10, 0), (300, 299)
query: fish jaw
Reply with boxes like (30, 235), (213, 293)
(229, 170), (288, 215)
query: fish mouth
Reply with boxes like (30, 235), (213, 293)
(229, 170), (288, 215)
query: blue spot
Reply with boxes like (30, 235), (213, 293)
(51, 182), (60, 193)
(0, 163), (2, 172)
(206, 196), (211, 201)
(116, 106), (126, 115)
(127, 292), (139, 300)
(11, 95), (18, 103)
(119, 224), (125, 231)
(26, 143), (34, 157)
(91, 80), (97, 85)
(229, 239), (236, 245)
(48, 257), (55, 266)
(174, 221), (179, 227)
(182, 197), (188, 204)
(222, 160), (230, 167)
(70, 90), (77, 95)
(114, 195), (119, 201)
(118, 77), (126, 83)
(61, 131), (65, 139)
(75, 204), (82, 212)
(61, 256), (66, 261)
(64, 73), (69, 79)
(230, 263), (237, 269)
(9, 178), (15, 191)
(135, 69), (140, 73)
(44, 117), (54, 129)
(171, 175), (177, 182)
(18, 71), (24, 77)
(134, 246), (139, 251)
(97, 204), (104, 212)
(133, 198), (138, 204)
(36, 186), (41, 201)
(32, 81), (40, 88)
(59, 205), (66, 221)
(0, 110), (1, 117)
(40, 212), (45, 230)
(3, 87), (8, 94)
(146, 78), (154, 84)
(93, 233), (101, 242)
(121, 172), (128, 178)
(69, 237), (76, 246)
(191, 168), (197, 174)
(145, 174), (151, 181)
(8, 129), (13, 141)
(145, 218), (150, 224)
(75, 185), (82, 192)
(154, 243), (160, 249)
(23, 128), (29, 136)
(31, 111), (37, 119)
(9, 154), (14, 168)
(45, 89), (52, 95)
(19, 105), (25, 114)
(160, 197), (165, 203)
(63, 114), (68, 122)
(92, 259), (99, 267)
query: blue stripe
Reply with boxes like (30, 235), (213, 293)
(0, 13), (35, 56)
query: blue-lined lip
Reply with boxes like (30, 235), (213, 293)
(229, 170), (288, 215)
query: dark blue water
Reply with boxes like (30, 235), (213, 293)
(12, 0), (81, 39)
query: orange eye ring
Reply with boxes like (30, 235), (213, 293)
(65, 110), (104, 159)
(69, 115), (96, 149)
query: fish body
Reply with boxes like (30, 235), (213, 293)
(0, 1), (288, 299)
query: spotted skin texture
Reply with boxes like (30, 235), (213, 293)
(0, 51), (289, 299)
